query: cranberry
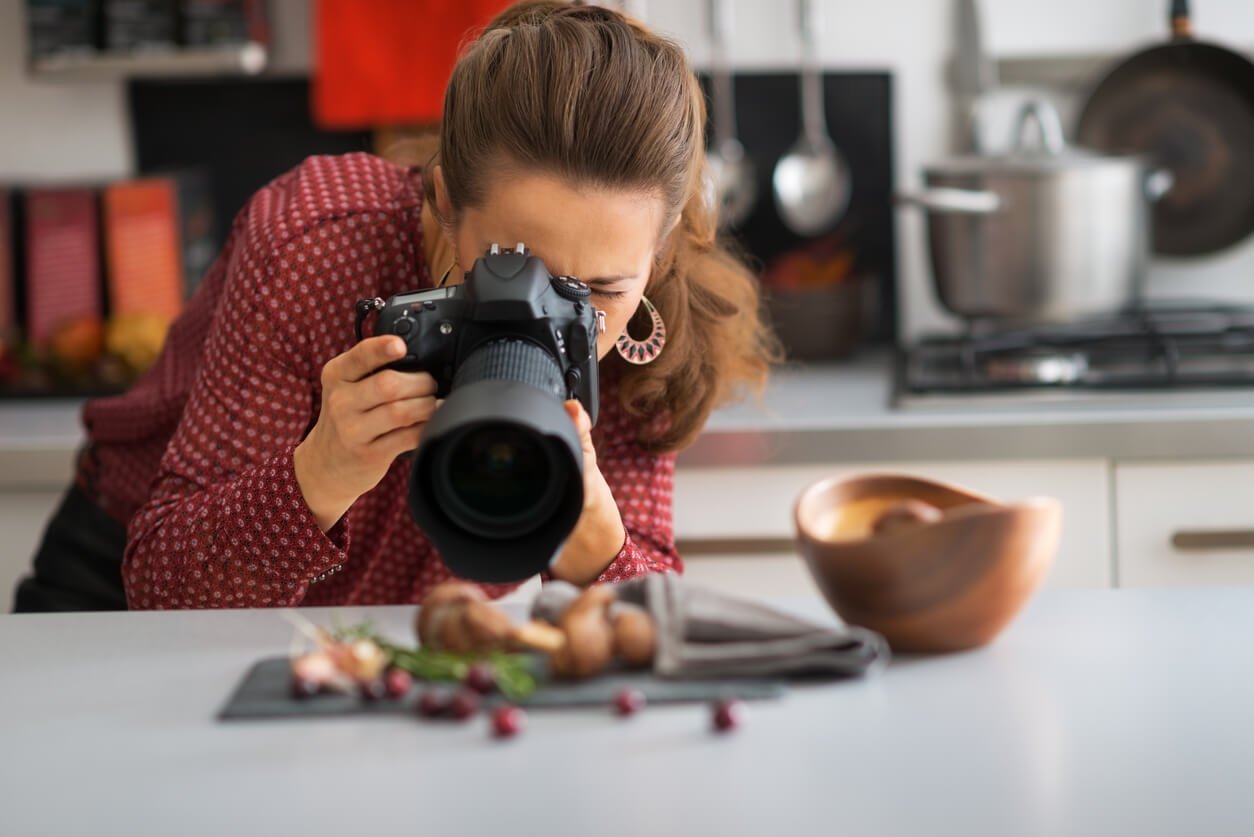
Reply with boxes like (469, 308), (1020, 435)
(448, 689), (481, 721)
(613, 687), (646, 717)
(416, 688), (451, 718)
(463, 662), (497, 694)
(384, 668), (414, 699)
(711, 698), (746, 732)
(358, 678), (388, 702)
(290, 676), (321, 700)
(491, 705), (526, 738)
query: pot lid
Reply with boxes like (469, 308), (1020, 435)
(929, 147), (1140, 172)
(928, 99), (1149, 173)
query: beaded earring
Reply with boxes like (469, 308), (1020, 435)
(615, 295), (666, 365)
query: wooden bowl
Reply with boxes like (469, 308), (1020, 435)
(794, 473), (1062, 653)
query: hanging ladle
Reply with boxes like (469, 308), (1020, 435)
(704, 0), (756, 228)
(772, 0), (851, 237)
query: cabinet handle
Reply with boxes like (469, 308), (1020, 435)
(1170, 530), (1254, 550)
(675, 537), (796, 556)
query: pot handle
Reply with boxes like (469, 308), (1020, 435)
(1146, 168), (1175, 202)
(897, 187), (1002, 214)
(1011, 99), (1066, 156)
(1170, 0), (1193, 40)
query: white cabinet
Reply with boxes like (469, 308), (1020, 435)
(1115, 459), (1254, 588)
(673, 459), (1112, 599)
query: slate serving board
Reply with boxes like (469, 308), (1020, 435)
(219, 657), (787, 720)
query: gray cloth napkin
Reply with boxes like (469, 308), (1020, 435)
(531, 574), (889, 680)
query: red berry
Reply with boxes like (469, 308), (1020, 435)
(416, 688), (451, 718)
(290, 676), (321, 700)
(359, 678), (388, 702)
(385, 668), (414, 699)
(464, 662), (497, 694)
(711, 698), (746, 732)
(448, 689), (480, 721)
(613, 688), (646, 717)
(491, 705), (526, 738)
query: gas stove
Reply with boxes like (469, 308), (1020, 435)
(896, 303), (1254, 408)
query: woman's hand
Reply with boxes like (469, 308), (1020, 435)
(549, 399), (627, 586)
(294, 335), (439, 531)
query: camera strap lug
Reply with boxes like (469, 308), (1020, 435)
(354, 297), (385, 340)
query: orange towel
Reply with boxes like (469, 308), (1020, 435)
(313, 0), (512, 129)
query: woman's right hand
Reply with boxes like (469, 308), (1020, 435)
(294, 335), (440, 531)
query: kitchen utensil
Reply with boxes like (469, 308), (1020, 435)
(794, 473), (1061, 654)
(704, 0), (756, 229)
(772, 0), (850, 237)
(899, 99), (1171, 322)
(951, 0), (997, 154)
(1076, 0), (1254, 257)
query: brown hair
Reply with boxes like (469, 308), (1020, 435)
(424, 0), (779, 452)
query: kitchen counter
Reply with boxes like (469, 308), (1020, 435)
(1, 587), (1250, 836)
(6, 350), (1254, 487)
(683, 351), (1254, 466)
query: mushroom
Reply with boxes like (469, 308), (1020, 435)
(416, 581), (514, 653)
(871, 499), (943, 536)
(549, 586), (617, 680)
(611, 602), (656, 669)
(509, 620), (567, 654)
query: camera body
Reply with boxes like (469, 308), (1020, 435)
(361, 243), (600, 425)
(355, 244), (602, 582)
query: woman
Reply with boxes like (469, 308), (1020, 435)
(13, 1), (777, 612)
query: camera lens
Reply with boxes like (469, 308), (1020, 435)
(436, 422), (565, 538)
(403, 251), (600, 582)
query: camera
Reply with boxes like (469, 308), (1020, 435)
(355, 243), (603, 582)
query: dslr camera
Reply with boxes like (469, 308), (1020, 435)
(355, 243), (603, 582)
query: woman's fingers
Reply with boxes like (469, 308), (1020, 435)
(359, 395), (440, 444)
(326, 361), (437, 429)
(362, 369), (439, 409)
(564, 400), (597, 461)
(327, 335), (406, 383)
(370, 421), (428, 461)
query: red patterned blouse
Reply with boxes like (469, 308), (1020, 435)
(78, 153), (682, 610)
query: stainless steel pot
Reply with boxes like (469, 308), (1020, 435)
(901, 100), (1172, 322)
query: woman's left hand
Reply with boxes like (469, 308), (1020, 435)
(548, 400), (627, 586)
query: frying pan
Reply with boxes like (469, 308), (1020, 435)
(1076, 0), (1254, 257)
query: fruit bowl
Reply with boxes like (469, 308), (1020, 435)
(793, 473), (1062, 653)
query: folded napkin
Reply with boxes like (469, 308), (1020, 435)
(531, 574), (889, 680)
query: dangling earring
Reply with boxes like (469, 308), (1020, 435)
(615, 295), (666, 365)
(437, 258), (459, 287)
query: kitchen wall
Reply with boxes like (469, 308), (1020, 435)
(4, 0), (1254, 339)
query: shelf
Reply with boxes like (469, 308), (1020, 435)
(987, 46), (1254, 91)
(29, 42), (268, 82)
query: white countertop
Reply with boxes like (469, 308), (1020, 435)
(681, 351), (1254, 465)
(6, 350), (1254, 486)
(1, 587), (1251, 836)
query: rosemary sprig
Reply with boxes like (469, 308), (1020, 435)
(331, 620), (539, 701)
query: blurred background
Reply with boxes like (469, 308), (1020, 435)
(6, 0), (1254, 602)
(2, 0), (1254, 394)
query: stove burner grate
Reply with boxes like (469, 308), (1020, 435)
(903, 302), (1254, 393)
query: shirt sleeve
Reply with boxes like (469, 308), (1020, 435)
(593, 445), (683, 584)
(122, 215), (360, 610)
